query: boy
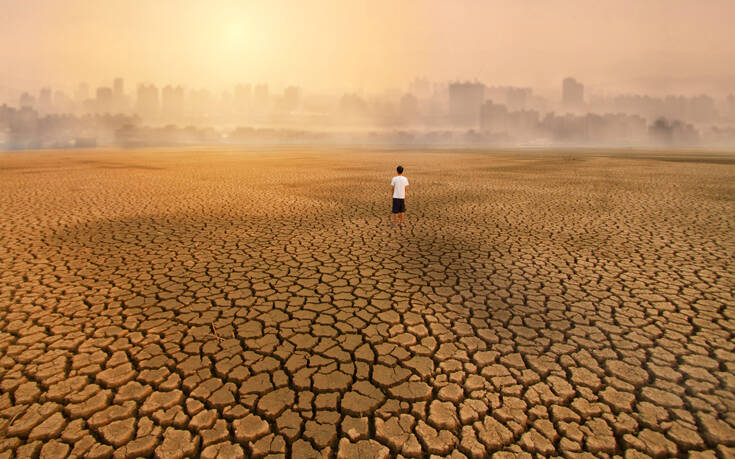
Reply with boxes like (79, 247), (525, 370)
(391, 165), (409, 227)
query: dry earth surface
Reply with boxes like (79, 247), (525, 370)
(1, 147), (735, 459)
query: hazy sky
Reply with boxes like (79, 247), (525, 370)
(2, 0), (734, 96)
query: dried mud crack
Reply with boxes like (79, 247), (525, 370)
(1, 148), (734, 458)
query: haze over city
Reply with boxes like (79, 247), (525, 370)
(3, 0), (735, 95)
(2, 0), (735, 149)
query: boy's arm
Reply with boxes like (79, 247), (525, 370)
(391, 185), (395, 196)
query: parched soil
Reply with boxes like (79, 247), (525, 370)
(1, 147), (734, 458)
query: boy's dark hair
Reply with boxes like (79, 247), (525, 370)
(397, 165), (404, 174)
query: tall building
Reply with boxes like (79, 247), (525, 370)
(339, 93), (368, 119)
(113, 78), (124, 96)
(219, 90), (233, 118)
(449, 82), (485, 126)
(281, 86), (301, 112)
(726, 94), (735, 120)
(234, 84), (252, 116)
(96, 87), (113, 113)
(162, 85), (186, 120)
(409, 77), (431, 99)
(19, 92), (35, 109)
(136, 84), (159, 119)
(253, 84), (269, 115)
(562, 77), (584, 109)
(113, 78), (125, 112)
(506, 87), (531, 111)
(38, 88), (53, 114)
(485, 86), (532, 111)
(189, 89), (213, 117)
(75, 83), (89, 105)
(54, 90), (72, 113)
(480, 100), (509, 133)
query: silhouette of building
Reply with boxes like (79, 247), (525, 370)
(449, 81), (485, 126)
(726, 94), (735, 120)
(562, 77), (584, 109)
(162, 85), (186, 120)
(95, 87), (113, 113)
(38, 88), (52, 114)
(664, 95), (688, 120)
(589, 92), (723, 124)
(189, 89), (214, 118)
(0, 104), (10, 129)
(19, 92), (35, 109)
(136, 84), (159, 119)
(253, 84), (270, 115)
(7, 107), (40, 149)
(688, 95), (717, 122)
(54, 90), (72, 113)
(281, 86), (301, 112)
(511, 110), (542, 137)
(218, 90), (233, 119)
(506, 87), (531, 111)
(75, 83), (89, 106)
(339, 93), (368, 121)
(485, 86), (532, 111)
(234, 84), (252, 116)
(480, 100), (509, 133)
(409, 77), (431, 99)
(369, 95), (398, 125)
(113, 78), (125, 113)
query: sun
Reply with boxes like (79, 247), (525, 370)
(212, 19), (251, 59)
(202, 13), (268, 80)
(223, 21), (247, 43)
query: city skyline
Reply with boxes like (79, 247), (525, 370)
(2, 0), (735, 97)
(8, 75), (733, 123)
(4, 72), (733, 151)
(3, 1), (735, 150)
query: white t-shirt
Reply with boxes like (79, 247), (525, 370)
(391, 175), (409, 199)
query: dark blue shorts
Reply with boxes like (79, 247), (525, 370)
(392, 198), (406, 214)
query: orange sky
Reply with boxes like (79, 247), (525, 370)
(1, 0), (734, 95)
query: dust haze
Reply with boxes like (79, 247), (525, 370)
(2, 0), (735, 149)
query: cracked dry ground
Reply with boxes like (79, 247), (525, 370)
(1, 149), (735, 459)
